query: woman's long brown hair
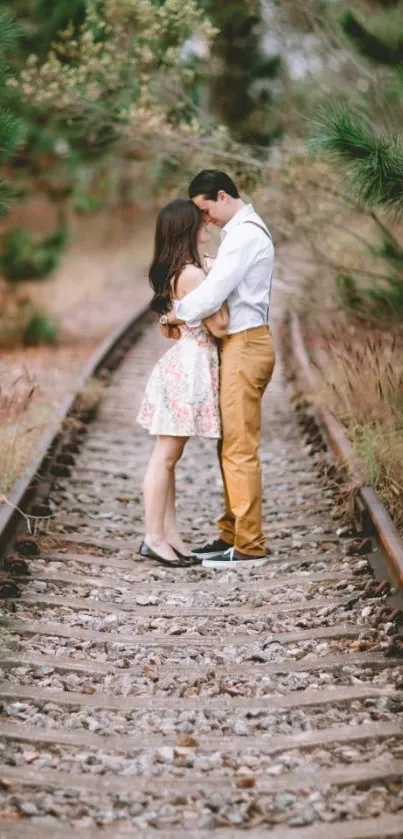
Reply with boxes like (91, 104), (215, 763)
(149, 199), (203, 314)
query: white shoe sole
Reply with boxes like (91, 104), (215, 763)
(202, 556), (269, 569)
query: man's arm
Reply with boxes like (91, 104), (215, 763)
(171, 226), (272, 325)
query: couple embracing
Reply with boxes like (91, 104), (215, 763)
(137, 170), (275, 570)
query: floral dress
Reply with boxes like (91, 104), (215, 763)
(137, 321), (221, 438)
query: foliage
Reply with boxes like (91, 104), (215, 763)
(206, 0), (282, 145)
(0, 226), (69, 281)
(24, 311), (58, 346)
(28, 0), (87, 56)
(15, 0), (217, 155)
(336, 271), (403, 320)
(340, 6), (403, 65)
(309, 103), (403, 214)
(307, 0), (403, 321)
(0, 289), (57, 347)
(0, 0), (221, 228)
(0, 9), (26, 215)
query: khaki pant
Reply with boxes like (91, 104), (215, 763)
(217, 325), (275, 556)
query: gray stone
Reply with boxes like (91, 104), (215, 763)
(155, 746), (175, 763)
(19, 801), (39, 816)
(232, 720), (249, 736)
(289, 808), (316, 826)
(275, 793), (298, 809)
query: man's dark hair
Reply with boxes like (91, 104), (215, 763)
(189, 170), (239, 201)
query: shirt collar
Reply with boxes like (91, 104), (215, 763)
(221, 203), (254, 238)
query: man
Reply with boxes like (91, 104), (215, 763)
(165, 169), (275, 568)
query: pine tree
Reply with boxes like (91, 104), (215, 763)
(310, 0), (403, 320)
(0, 10), (26, 216)
(206, 0), (282, 146)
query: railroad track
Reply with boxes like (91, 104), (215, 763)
(0, 304), (403, 838)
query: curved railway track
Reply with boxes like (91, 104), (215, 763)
(0, 303), (403, 838)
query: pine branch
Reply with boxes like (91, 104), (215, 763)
(0, 179), (16, 216)
(0, 111), (26, 164)
(355, 137), (403, 213)
(309, 103), (374, 162)
(309, 103), (403, 214)
(0, 9), (21, 54)
(370, 211), (403, 255)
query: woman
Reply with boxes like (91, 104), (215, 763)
(137, 199), (228, 567)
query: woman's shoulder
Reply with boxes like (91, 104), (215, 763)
(180, 263), (205, 281)
(176, 263), (205, 298)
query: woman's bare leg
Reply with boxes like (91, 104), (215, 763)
(143, 435), (187, 562)
(164, 470), (191, 556)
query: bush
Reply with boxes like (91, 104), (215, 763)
(23, 312), (58, 346)
(336, 271), (403, 320)
(0, 225), (69, 281)
(0, 291), (57, 347)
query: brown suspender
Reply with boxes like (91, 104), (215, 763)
(242, 220), (273, 323)
(243, 219), (273, 241)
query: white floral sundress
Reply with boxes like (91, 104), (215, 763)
(136, 321), (221, 438)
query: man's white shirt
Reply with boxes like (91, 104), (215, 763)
(175, 203), (274, 335)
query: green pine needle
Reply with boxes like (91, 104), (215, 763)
(0, 9), (21, 53)
(309, 103), (403, 214)
(309, 103), (373, 162)
(0, 179), (15, 216)
(0, 110), (26, 164)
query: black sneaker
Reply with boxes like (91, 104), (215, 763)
(192, 538), (232, 560)
(202, 547), (269, 569)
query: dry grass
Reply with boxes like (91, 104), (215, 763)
(0, 287), (34, 348)
(0, 367), (40, 493)
(0, 365), (63, 497)
(309, 318), (403, 531)
(75, 377), (105, 417)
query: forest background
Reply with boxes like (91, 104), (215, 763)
(0, 0), (402, 531)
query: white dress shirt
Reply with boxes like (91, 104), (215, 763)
(175, 203), (274, 335)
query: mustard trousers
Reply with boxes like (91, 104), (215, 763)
(217, 325), (275, 556)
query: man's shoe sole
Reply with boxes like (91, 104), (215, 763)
(202, 556), (268, 569)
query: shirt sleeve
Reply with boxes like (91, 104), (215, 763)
(175, 225), (272, 325)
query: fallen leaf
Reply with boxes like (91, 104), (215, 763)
(236, 775), (256, 789)
(177, 734), (199, 748)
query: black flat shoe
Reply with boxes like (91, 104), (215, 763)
(139, 542), (195, 568)
(171, 546), (202, 565)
